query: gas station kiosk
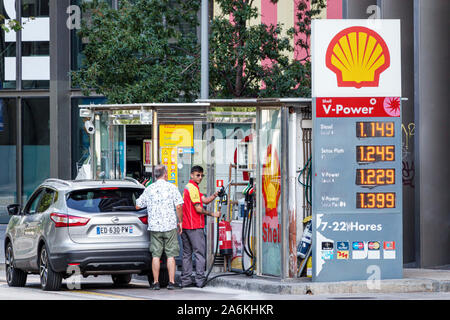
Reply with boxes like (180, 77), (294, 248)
(76, 19), (403, 284)
(78, 99), (313, 280)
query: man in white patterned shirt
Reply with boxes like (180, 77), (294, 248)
(136, 165), (183, 290)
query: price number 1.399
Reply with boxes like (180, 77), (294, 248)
(356, 192), (395, 209)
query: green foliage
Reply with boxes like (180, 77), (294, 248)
(209, 0), (326, 98)
(72, 0), (326, 102)
(71, 0), (201, 104)
(288, 0), (327, 62)
(0, 15), (24, 33)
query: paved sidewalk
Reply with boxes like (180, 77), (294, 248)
(0, 262), (448, 296)
(205, 267), (450, 295)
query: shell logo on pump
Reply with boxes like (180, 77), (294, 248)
(261, 144), (281, 219)
(325, 26), (390, 89)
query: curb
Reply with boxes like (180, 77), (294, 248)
(1, 263), (448, 295)
(206, 273), (450, 295)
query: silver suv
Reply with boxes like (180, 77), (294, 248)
(4, 178), (169, 291)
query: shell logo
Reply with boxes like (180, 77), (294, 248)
(261, 144), (281, 219)
(326, 26), (390, 88)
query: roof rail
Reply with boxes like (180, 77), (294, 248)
(44, 178), (72, 187)
(124, 177), (141, 185)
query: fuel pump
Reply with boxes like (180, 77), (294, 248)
(202, 182), (232, 287)
(241, 178), (256, 275)
(201, 179), (256, 287)
(217, 186), (232, 256)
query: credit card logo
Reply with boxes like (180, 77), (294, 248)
(352, 241), (364, 250)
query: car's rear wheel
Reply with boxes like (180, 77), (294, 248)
(112, 274), (132, 286)
(5, 243), (27, 287)
(39, 245), (63, 291)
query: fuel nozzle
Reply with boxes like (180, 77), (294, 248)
(218, 186), (226, 198)
(243, 178), (256, 209)
(217, 186), (227, 205)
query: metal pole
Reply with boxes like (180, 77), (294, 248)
(280, 106), (289, 279)
(200, 0), (209, 99)
(15, 0), (22, 91)
(255, 108), (262, 275)
(152, 109), (158, 172)
(16, 97), (22, 205)
(288, 108), (297, 277)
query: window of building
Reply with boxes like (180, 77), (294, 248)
(22, 97), (49, 202)
(0, 98), (17, 222)
(21, 0), (50, 89)
(22, 0), (49, 17)
(71, 97), (106, 179)
(0, 1), (17, 89)
(70, 0), (113, 77)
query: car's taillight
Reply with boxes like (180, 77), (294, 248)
(138, 216), (148, 225)
(50, 213), (90, 227)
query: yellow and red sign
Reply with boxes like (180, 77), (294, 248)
(325, 26), (390, 89)
(312, 20), (401, 97)
(143, 139), (152, 166)
(262, 144), (281, 219)
(261, 144), (281, 244)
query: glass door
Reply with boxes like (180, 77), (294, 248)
(258, 108), (282, 276)
(91, 111), (125, 179)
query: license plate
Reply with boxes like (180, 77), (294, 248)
(96, 225), (134, 235)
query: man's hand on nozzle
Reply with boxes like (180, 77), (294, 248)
(211, 211), (220, 218)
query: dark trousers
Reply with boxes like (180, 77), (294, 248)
(181, 228), (206, 286)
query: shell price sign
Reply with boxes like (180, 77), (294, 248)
(311, 20), (402, 282)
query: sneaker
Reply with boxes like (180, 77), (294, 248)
(151, 282), (160, 290)
(167, 282), (182, 290)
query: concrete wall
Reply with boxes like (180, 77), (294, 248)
(343, 0), (417, 266)
(342, 0), (449, 267)
(49, 0), (72, 179)
(413, 0), (450, 268)
(381, 0), (416, 266)
(343, 0), (377, 19)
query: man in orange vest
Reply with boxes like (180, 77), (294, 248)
(181, 165), (220, 288)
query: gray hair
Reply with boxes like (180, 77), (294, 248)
(154, 165), (167, 180)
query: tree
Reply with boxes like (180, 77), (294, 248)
(71, 0), (201, 104)
(0, 16), (22, 33)
(209, 0), (326, 98)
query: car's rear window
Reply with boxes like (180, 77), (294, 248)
(66, 188), (144, 213)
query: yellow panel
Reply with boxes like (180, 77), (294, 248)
(161, 147), (178, 185)
(159, 124), (193, 147)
